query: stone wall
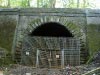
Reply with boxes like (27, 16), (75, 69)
(0, 8), (100, 64)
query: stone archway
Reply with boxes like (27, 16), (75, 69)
(17, 15), (89, 68)
(20, 16), (83, 67)
(26, 16), (84, 39)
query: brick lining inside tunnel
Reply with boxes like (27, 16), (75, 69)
(29, 22), (74, 37)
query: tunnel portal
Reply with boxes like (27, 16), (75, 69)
(21, 22), (80, 68)
(29, 22), (74, 37)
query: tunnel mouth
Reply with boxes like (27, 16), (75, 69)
(29, 22), (74, 37)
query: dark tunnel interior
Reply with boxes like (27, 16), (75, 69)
(29, 22), (74, 37)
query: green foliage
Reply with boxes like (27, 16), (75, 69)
(36, 0), (56, 8)
(21, 0), (30, 7)
(0, 0), (96, 8)
(0, 56), (14, 66)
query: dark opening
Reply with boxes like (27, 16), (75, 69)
(29, 22), (73, 37)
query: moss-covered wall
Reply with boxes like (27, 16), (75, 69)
(87, 24), (100, 63)
(0, 15), (18, 65)
(0, 16), (17, 52)
(87, 25), (100, 54)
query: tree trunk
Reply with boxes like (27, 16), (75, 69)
(7, 0), (10, 7)
(49, 0), (56, 8)
(37, 0), (40, 7)
(27, 0), (30, 7)
(77, 0), (80, 8)
(83, 0), (86, 7)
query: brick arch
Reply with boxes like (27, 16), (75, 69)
(22, 16), (87, 66)
(26, 16), (84, 39)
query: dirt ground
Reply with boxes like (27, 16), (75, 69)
(0, 71), (3, 75)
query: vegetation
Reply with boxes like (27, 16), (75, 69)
(0, 0), (96, 8)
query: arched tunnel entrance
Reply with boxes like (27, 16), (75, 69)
(22, 22), (80, 68)
(29, 22), (74, 37)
